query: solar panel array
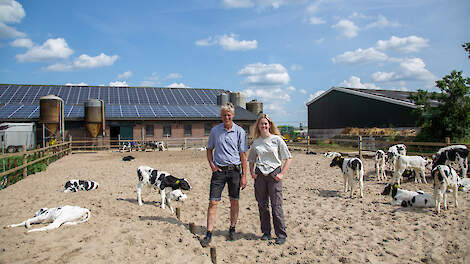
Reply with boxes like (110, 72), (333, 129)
(0, 84), (226, 119)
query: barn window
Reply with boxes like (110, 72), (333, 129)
(184, 124), (192, 136)
(145, 125), (154, 137)
(204, 123), (212, 136)
(163, 125), (171, 137)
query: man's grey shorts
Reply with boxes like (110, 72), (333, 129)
(209, 169), (241, 201)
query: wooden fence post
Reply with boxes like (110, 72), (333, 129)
(358, 136), (363, 160)
(22, 145), (27, 178)
(307, 136), (310, 152)
(445, 137), (450, 145)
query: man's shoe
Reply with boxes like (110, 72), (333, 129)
(200, 235), (212, 247)
(228, 226), (235, 241)
(260, 233), (271, 241)
(275, 237), (286, 245)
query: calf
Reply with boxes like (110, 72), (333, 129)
(432, 145), (468, 178)
(392, 155), (429, 185)
(386, 144), (407, 171)
(136, 165), (191, 214)
(381, 184), (434, 208)
(330, 156), (364, 198)
(324, 152), (342, 158)
(7, 205), (90, 233)
(432, 165), (460, 214)
(375, 150), (387, 181)
(62, 180), (99, 193)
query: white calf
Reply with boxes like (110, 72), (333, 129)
(392, 155), (429, 185)
(386, 144), (407, 171)
(375, 150), (387, 181)
(432, 165), (460, 214)
(330, 156), (364, 198)
(381, 184), (434, 208)
(7, 205), (90, 233)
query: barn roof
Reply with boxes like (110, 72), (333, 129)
(306, 86), (438, 108)
(0, 84), (257, 121)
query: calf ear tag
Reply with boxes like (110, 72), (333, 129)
(175, 180), (180, 184)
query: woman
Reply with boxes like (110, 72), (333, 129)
(248, 113), (292, 245)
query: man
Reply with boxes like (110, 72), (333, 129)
(200, 102), (248, 248)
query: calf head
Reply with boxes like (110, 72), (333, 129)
(179, 178), (191, 190)
(381, 183), (399, 196)
(34, 208), (49, 217)
(330, 156), (344, 168)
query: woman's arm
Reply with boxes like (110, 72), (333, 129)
(274, 158), (291, 181)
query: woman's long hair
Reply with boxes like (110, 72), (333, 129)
(252, 113), (281, 139)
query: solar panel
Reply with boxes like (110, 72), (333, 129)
(0, 105), (22, 118)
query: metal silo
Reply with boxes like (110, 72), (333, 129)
(246, 99), (263, 116)
(39, 95), (64, 139)
(85, 99), (105, 138)
(217, 92), (229, 106)
(229, 92), (246, 108)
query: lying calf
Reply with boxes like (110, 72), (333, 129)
(136, 165), (191, 214)
(330, 156), (364, 198)
(381, 183), (434, 208)
(432, 165), (460, 214)
(63, 180), (99, 193)
(7, 205), (90, 233)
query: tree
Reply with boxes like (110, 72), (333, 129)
(410, 44), (470, 142)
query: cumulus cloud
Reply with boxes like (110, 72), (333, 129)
(309, 16), (325, 25)
(196, 34), (257, 51)
(65, 82), (87, 86)
(243, 87), (291, 101)
(117, 70), (132, 79)
(109, 81), (128, 87)
(300, 89), (307, 94)
(340, 76), (380, 89)
(376, 35), (429, 53)
(371, 57), (436, 83)
(307, 90), (325, 103)
(10, 37), (32, 48)
(238, 63), (290, 86)
(16, 38), (73, 62)
(164, 73), (182, 79)
(332, 19), (359, 38)
(0, 0), (25, 38)
(365, 14), (400, 29)
(168, 83), (189, 88)
(222, 0), (254, 8)
(287, 86), (296, 91)
(45, 53), (118, 71)
(332, 47), (388, 64)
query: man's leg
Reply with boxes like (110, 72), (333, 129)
(207, 200), (219, 232)
(229, 198), (239, 227)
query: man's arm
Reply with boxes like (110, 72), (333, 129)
(207, 148), (219, 172)
(240, 152), (247, 189)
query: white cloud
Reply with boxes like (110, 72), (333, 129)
(365, 14), (400, 29)
(309, 16), (325, 25)
(300, 89), (307, 94)
(196, 34), (257, 51)
(332, 47), (388, 64)
(109, 81), (128, 87)
(16, 38), (73, 62)
(10, 37), (32, 48)
(243, 87), (291, 101)
(287, 86), (296, 91)
(371, 57), (436, 83)
(376, 35), (429, 53)
(340, 76), (379, 89)
(238, 63), (290, 86)
(117, 70), (132, 79)
(45, 53), (118, 71)
(65, 82), (87, 86)
(0, 0), (25, 38)
(290, 64), (302, 71)
(140, 81), (158, 87)
(0, 22), (24, 38)
(168, 82), (189, 88)
(307, 90), (325, 103)
(222, 0), (254, 8)
(332, 19), (359, 39)
(164, 73), (182, 79)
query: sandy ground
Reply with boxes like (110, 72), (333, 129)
(0, 149), (469, 264)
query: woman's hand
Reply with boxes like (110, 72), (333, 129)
(250, 170), (257, 180)
(274, 172), (284, 181)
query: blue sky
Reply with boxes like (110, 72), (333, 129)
(0, 0), (469, 126)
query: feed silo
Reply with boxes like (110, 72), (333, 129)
(246, 99), (263, 116)
(85, 99), (105, 138)
(229, 92), (246, 108)
(39, 95), (64, 141)
(217, 92), (229, 106)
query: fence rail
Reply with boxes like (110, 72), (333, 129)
(0, 141), (72, 190)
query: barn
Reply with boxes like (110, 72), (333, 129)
(0, 84), (260, 147)
(306, 87), (425, 138)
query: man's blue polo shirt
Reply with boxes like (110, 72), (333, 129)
(207, 122), (248, 167)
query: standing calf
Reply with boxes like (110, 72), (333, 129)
(330, 156), (364, 198)
(432, 165), (460, 214)
(432, 145), (468, 178)
(375, 150), (387, 181)
(392, 155), (429, 185)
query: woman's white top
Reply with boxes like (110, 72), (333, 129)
(248, 135), (292, 175)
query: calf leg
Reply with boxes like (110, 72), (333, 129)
(453, 186), (459, 208)
(136, 182), (144, 206)
(349, 174), (354, 198)
(160, 188), (167, 209)
(28, 219), (64, 232)
(343, 174), (348, 193)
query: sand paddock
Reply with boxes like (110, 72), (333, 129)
(0, 150), (469, 264)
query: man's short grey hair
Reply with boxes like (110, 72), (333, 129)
(220, 102), (235, 113)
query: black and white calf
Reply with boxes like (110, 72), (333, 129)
(375, 150), (387, 181)
(432, 165), (460, 214)
(330, 156), (364, 198)
(391, 155), (431, 185)
(381, 183), (434, 208)
(136, 165), (191, 214)
(7, 205), (90, 233)
(386, 144), (407, 171)
(62, 180), (99, 193)
(432, 145), (468, 178)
